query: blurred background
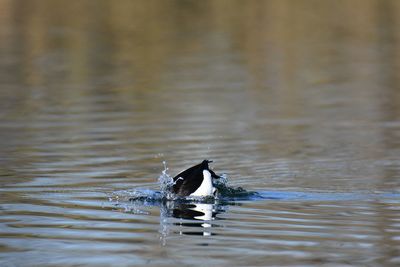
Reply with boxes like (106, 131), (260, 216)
(1, 1), (400, 266)
(1, 0), (400, 189)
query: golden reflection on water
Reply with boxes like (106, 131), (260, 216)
(0, 0), (399, 92)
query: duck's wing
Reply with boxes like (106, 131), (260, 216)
(174, 177), (203, 196)
(172, 163), (204, 196)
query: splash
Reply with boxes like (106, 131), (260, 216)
(158, 161), (173, 191)
(157, 161), (176, 200)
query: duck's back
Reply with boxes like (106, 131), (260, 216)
(172, 162), (204, 196)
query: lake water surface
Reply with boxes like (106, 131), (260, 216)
(1, 1), (400, 266)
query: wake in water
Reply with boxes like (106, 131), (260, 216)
(111, 161), (260, 205)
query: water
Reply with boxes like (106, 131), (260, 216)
(1, 0), (400, 266)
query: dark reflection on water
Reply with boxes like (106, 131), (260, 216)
(1, 0), (400, 266)
(162, 201), (225, 238)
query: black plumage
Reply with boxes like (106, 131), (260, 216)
(172, 160), (221, 197)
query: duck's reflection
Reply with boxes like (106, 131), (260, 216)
(172, 203), (215, 221)
(172, 202), (218, 236)
(112, 189), (252, 244)
(159, 200), (227, 242)
(113, 187), (257, 244)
